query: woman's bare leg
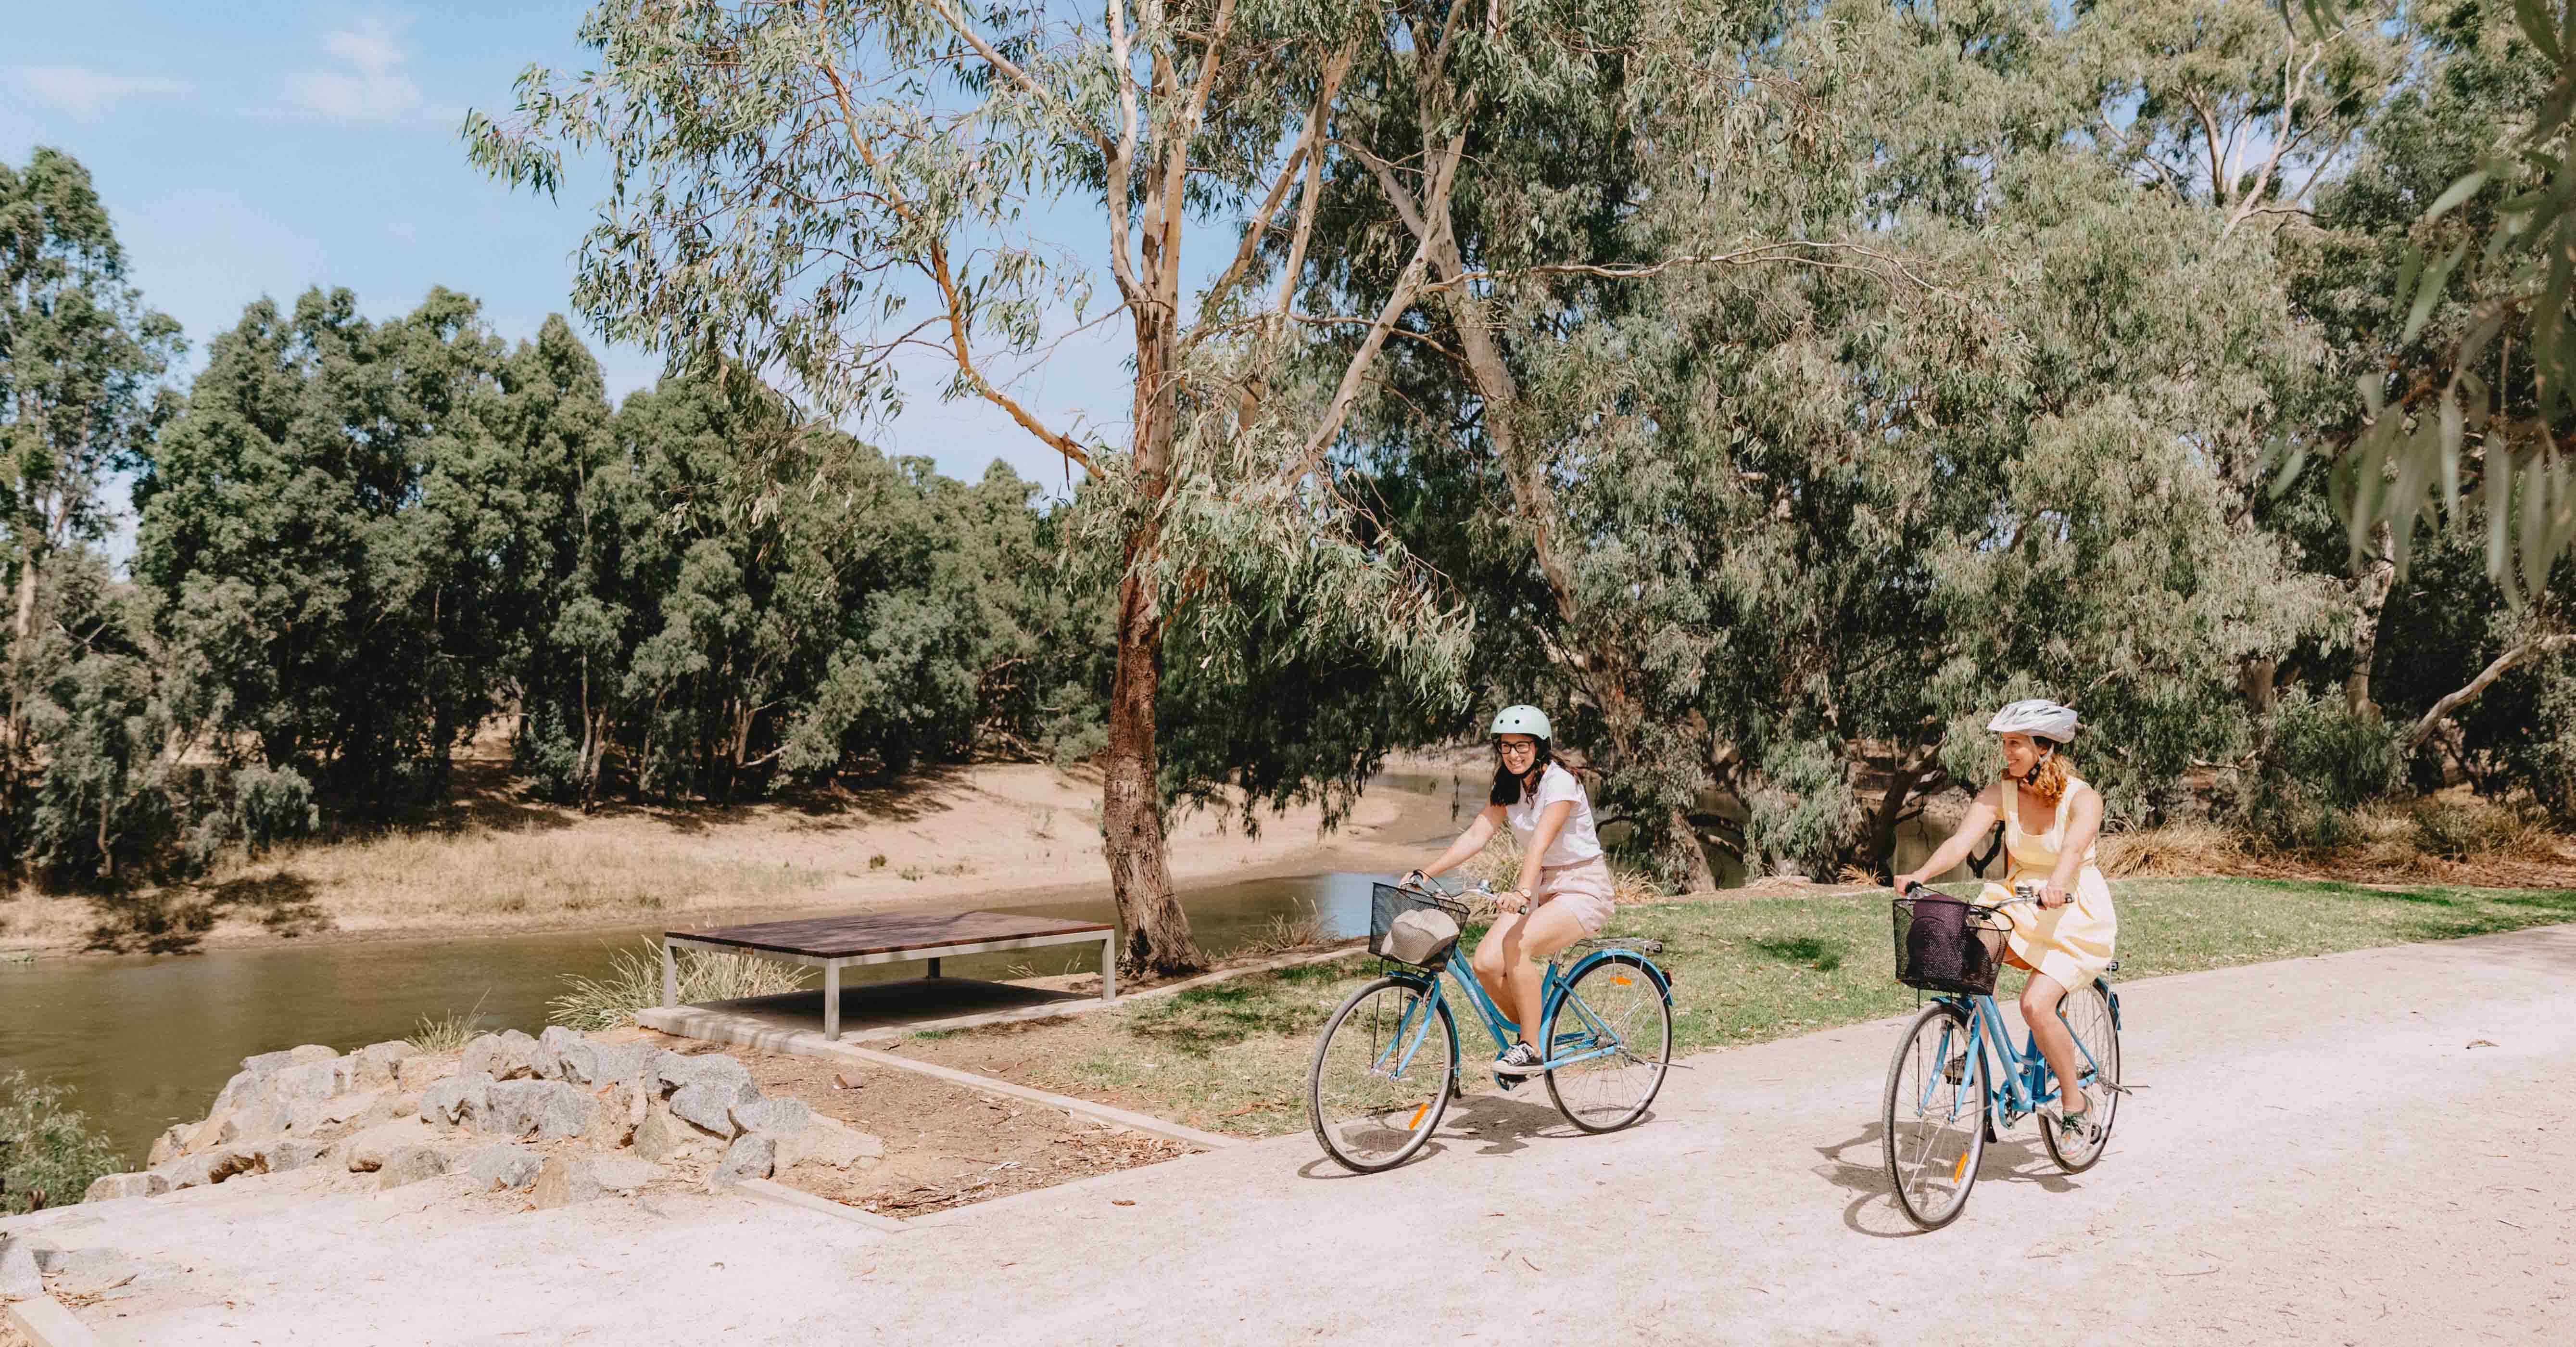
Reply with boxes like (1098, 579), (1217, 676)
(1470, 914), (1523, 1012)
(1498, 902), (1592, 1049)
(2018, 972), (2090, 1116)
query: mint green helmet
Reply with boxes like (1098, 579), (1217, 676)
(1489, 705), (1552, 739)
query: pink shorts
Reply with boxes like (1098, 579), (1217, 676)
(1534, 858), (1616, 935)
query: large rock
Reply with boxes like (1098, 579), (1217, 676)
(153, 1147), (255, 1191)
(0, 1238), (39, 1298)
(530, 1156), (602, 1209)
(344, 1118), (441, 1172)
(538, 1026), (589, 1080)
(590, 1156), (660, 1195)
(354, 1040), (412, 1088)
(655, 1051), (754, 1099)
(776, 1116), (883, 1171)
(419, 1071), (495, 1127)
(252, 1139), (333, 1174)
(709, 1132), (776, 1185)
(82, 1171), (172, 1203)
(730, 1097), (809, 1137)
(181, 1110), (234, 1155)
(631, 1100), (721, 1164)
(669, 1082), (756, 1137)
(146, 1122), (190, 1168)
(268, 1059), (344, 1106)
(242, 1051), (332, 1081)
(376, 1144), (455, 1189)
(396, 1055), (455, 1093)
(583, 1079), (648, 1151)
(210, 1068), (265, 1114)
(568, 1040), (655, 1089)
(463, 1029), (549, 1081)
(482, 1080), (596, 1140)
(465, 1144), (543, 1192)
(216, 1101), (292, 1145)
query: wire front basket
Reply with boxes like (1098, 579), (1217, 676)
(1370, 883), (1469, 969)
(1891, 893), (2012, 996)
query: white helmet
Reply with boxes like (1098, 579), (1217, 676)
(1987, 699), (2079, 743)
(1489, 705), (1553, 739)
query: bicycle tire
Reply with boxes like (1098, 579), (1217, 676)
(2040, 979), (2120, 1173)
(1542, 954), (1672, 1133)
(1308, 975), (1458, 1173)
(1882, 1001), (1986, 1231)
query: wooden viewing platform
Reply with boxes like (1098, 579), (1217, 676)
(663, 908), (1118, 1040)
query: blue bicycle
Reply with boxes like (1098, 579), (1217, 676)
(1881, 883), (2124, 1229)
(1306, 879), (1674, 1172)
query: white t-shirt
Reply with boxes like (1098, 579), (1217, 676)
(1504, 763), (1604, 868)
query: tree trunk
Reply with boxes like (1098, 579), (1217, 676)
(2346, 521), (2395, 719)
(1865, 753), (1935, 877)
(2239, 657), (2279, 714)
(1667, 808), (1718, 892)
(1099, 207), (1204, 977)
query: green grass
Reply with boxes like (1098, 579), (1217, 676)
(897, 877), (2576, 1137)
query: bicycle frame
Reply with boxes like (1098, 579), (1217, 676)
(1373, 948), (1665, 1085)
(1923, 982), (2119, 1129)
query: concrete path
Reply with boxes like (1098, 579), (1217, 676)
(21, 924), (2574, 1345)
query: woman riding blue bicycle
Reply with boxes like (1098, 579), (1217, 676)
(1894, 699), (2118, 1144)
(1404, 705), (1617, 1079)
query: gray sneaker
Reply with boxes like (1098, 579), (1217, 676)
(1494, 1042), (1545, 1078)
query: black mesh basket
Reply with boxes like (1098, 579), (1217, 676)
(1370, 883), (1469, 969)
(1891, 893), (2011, 996)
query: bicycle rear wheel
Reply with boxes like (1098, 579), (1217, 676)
(1543, 954), (1672, 1133)
(1308, 975), (1458, 1173)
(2040, 979), (2120, 1173)
(1882, 1002), (1986, 1230)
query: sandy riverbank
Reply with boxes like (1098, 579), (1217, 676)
(0, 757), (1480, 961)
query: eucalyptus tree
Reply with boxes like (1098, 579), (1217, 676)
(467, 0), (1821, 969)
(2072, 0), (2408, 715)
(2291, 0), (2576, 602)
(0, 148), (182, 865)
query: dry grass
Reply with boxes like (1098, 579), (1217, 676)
(548, 939), (815, 1030)
(2101, 795), (2576, 889)
(1233, 903), (1329, 958)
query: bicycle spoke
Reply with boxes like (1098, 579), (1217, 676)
(1545, 957), (1671, 1132)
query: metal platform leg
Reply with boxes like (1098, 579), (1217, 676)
(926, 957), (941, 979)
(824, 961), (841, 1041)
(1099, 931), (1117, 1003)
(661, 940), (677, 1008)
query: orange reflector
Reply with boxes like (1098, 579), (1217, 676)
(1951, 1148), (1970, 1183)
(1612, 976), (1633, 986)
(1407, 1102), (1430, 1130)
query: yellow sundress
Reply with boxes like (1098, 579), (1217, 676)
(1981, 776), (2118, 990)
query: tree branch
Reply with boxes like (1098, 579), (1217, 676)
(2408, 631), (2575, 746)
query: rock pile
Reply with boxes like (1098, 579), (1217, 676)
(81, 1027), (880, 1209)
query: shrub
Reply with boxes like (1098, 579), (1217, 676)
(0, 1070), (125, 1214)
(548, 940), (813, 1030)
(2230, 689), (2403, 852)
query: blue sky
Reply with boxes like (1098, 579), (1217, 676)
(3, 1), (1121, 501)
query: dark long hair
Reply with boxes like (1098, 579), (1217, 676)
(1490, 737), (1554, 806)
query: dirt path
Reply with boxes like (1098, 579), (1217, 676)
(22, 923), (2568, 1344)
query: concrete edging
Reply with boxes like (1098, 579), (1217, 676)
(5, 1295), (100, 1347)
(820, 1043), (1245, 1150)
(720, 1178), (910, 1235)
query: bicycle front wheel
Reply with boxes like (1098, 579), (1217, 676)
(1882, 1002), (1986, 1230)
(1308, 975), (1458, 1173)
(2041, 979), (2120, 1173)
(1543, 954), (1672, 1133)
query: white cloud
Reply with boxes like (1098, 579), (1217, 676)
(285, 14), (421, 121)
(17, 66), (191, 115)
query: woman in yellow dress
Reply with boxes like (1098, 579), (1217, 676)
(1895, 699), (2117, 1143)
